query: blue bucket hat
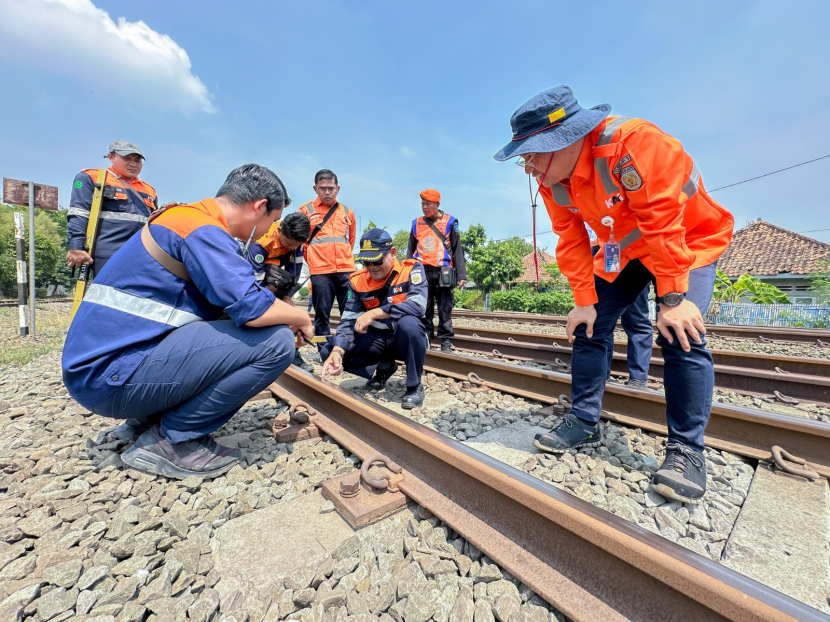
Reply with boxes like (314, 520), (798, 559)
(493, 86), (611, 161)
(357, 228), (394, 262)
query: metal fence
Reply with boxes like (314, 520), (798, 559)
(703, 302), (830, 328)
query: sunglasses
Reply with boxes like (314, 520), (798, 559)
(363, 259), (384, 267)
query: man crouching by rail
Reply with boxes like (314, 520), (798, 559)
(62, 164), (314, 479)
(320, 228), (430, 409)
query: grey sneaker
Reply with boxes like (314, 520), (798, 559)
(627, 378), (648, 389)
(651, 442), (707, 503)
(121, 424), (242, 479)
(533, 415), (602, 453)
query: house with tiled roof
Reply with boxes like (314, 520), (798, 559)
(717, 219), (830, 303)
(515, 249), (557, 284)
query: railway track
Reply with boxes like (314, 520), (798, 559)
(269, 367), (828, 622)
(452, 309), (830, 345)
(0, 298), (72, 308)
(326, 319), (830, 406)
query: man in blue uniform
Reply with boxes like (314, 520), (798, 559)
(320, 229), (430, 409)
(63, 164), (313, 479)
(66, 139), (158, 275)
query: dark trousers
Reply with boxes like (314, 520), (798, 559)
(605, 286), (653, 381)
(311, 273), (351, 338)
(424, 267), (455, 339)
(321, 315), (428, 388)
(570, 259), (717, 452)
(91, 321), (294, 444)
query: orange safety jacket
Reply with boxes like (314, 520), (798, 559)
(298, 198), (356, 275)
(540, 116), (734, 306)
(412, 212), (456, 267)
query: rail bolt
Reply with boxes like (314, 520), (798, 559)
(339, 476), (361, 498)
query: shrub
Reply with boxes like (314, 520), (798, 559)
(455, 289), (484, 310)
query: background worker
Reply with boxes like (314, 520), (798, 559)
(247, 211), (313, 371)
(298, 169), (357, 342)
(406, 189), (466, 352)
(321, 228), (430, 409)
(588, 223), (653, 388)
(494, 86), (734, 503)
(66, 139), (158, 275)
(63, 164), (313, 479)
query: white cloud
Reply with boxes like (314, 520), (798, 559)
(0, 0), (214, 113)
(400, 146), (416, 158)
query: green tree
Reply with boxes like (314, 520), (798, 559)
(503, 236), (534, 258)
(466, 239), (524, 293)
(392, 229), (410, 254)
(809, 260), (830, 303)
(712, 269), (791, 304)
(362, 220), (379, 234)
(461, 224), (487, 259)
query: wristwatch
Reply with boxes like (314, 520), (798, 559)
(657, 292), (686, 307)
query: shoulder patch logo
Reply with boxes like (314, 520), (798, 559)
(612, 154), (632, 175)
(620, 165), (642, 191)
(452, 221), (460, 233)
(73, 180), (83, 188)
(254, 253), (264, 264)
(411, 270), (423, 285)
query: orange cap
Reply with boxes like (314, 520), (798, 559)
(420, 189), (441, 203)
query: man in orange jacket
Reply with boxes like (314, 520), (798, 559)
(298, 169), (357, 341)
(494, 86), (734, 504)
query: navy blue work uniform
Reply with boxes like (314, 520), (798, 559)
(67, 167), (158, 274)
(62, 199), (294, 444)
(322, 258), (430, 389)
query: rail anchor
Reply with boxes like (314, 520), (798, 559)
(270, 401), (320, 442)
(322, 453), (408, 527)
(770, 446), (819, 481)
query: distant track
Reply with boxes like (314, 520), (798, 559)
(0, 298), (72, 308)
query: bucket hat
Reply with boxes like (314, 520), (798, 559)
(493, 86), (611, 161)
(357, 228), (394, 262)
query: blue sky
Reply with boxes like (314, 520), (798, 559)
(1, 0), (829, 248)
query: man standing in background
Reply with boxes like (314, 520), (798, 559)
(298, 169), (357, 341)
(407, 189), (466, 352)
(66, 139), (158, 275)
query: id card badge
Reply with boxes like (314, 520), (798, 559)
(604, 242), (621, 273)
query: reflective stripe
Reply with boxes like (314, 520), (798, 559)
(550, 184), (572, 207)
(596, 116), (631, 146)
(310, 236), (349, 245)
(340, 311), (362, 321)
(68, 207), (90, 217)
(681, 162), (701, 199)
(594, 157), (621, 195)
(99, 211), (148, 223)
(619, 228), (642, 251)
(408, 294), (427, 310)
(85, 283), (202, 327)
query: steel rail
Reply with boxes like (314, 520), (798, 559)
(325, 319), (830, 404)
(269, 368), (826, 622)
(421, 351), (830, 479)
(451, 309), (830, 345)
(444, 326), (830, 405)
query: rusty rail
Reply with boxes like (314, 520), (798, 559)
(325, 319), (830, 405)
(422, 351), (830, 479)
(451, 309), (830, 345)
(269, 367), (825, 622)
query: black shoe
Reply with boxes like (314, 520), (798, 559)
(95, 419), (152, 445)
(292, 351), (314, 372)
(365, 360), (399, 390)
(626, 378), (648, 389)
(401, 384), (425, 409)
(121, 425), (242, 480)
(441, 339), (453, 353)
(533, 415), (602, 454)
(651, 443), (707, 503)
